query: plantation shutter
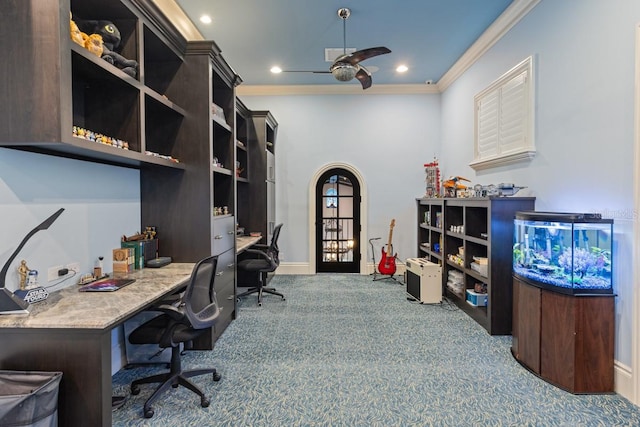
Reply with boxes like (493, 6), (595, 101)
(471, 56), (535, 170)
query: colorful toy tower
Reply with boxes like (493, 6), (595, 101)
(424, 159), (440, 198)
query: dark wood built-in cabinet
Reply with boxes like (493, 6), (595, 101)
(416, 197), (535, 335)
(512, 277), (615, 393)
(248, 111), (278, 243)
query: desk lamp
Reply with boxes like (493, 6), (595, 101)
(0, 208), (64, 314)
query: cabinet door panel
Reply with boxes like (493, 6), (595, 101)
(574, 297), (614, 392)
(541, 291), (575, 390)
(514, 279), (541, 373)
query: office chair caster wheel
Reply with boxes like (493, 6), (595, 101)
(131, 384), (140, 395)
(213, 371), (222, 381)
(201, 397), (210, 408)
(282, 297), (286, 301)
(144, 407), (154, 418)
(258, 302), (262, 307)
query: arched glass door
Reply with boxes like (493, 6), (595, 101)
(315, 168), (361, 273)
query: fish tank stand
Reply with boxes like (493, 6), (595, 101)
(511, 276), (615, 394)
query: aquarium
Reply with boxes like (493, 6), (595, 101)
(513, 212), (613, 294)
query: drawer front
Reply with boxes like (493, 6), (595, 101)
(212, 216), (236, 255)
(215, 248), (236, 312)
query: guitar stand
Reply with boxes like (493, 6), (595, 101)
(369, 237), (402, 284)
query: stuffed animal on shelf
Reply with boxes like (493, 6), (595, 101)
(76, 20), (138, 78)
(69, 13), (85, 47)
(83, 33), (104, 57)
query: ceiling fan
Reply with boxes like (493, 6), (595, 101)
(282, 8), (391, 90)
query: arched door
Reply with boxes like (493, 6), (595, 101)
(315, 168), (361, 273)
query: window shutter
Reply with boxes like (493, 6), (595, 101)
(476, 90), (499, 159)
(471, 56), (535, 171)
(499, 71), (527, 155)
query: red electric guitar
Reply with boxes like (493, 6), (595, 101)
(378, 219), (397, 275)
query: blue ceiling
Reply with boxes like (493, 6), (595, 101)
(174, 0), (514, 87)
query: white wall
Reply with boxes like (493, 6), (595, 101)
(439, 0), (640, 370)
(242, 93), (441, 268)
(0, 149), (141, 290)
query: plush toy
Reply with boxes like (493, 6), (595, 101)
(76, 20), (138, 78)
(69, 13), (85, 47)
(84, 34), (104, 57)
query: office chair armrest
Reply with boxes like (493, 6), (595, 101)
(243, 248), (271, 259)
(252, 244), (270, 250)
(243, 248), (278, 270)
(155, 303), (186, 321)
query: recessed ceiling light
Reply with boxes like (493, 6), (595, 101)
(396, 65), (409, 73)
(270, 66), (282, 74)
(199, 15), (212, 24)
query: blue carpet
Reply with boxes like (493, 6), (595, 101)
(112, 274), (640, 426)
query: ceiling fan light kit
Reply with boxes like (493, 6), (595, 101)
(280, 7), (391, 89)
(330, 64), (357, 82)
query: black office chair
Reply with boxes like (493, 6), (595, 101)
(129, 255), (222, 418)
(237, 223), (285, 306)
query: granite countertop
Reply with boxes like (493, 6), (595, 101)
(0, 263), (194, 330)
(237, 235), (263, 253)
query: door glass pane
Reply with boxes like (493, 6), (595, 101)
(321, 174), (354, 263)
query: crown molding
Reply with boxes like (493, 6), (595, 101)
(437, 0), (541, 91)
(237, 84), (439, 96)
(151, 0), (204, 41)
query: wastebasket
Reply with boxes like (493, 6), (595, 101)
(0, 371), (62, 427)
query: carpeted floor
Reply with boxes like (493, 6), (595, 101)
(112, 274), (640, 426)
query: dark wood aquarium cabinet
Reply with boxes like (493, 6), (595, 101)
(512, 277), (615, 393)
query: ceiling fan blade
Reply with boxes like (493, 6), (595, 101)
(355, 66), (372, 90)
(340, 47), (391, 66)
(281, 70), (332, 74)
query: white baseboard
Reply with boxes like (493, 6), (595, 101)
(614, 360), (634, 401)
(277, 262), (313, 275)
(277, 261), (407, 277)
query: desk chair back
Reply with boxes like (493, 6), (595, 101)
(266, 223), (283, 269)
(184, 255), (220, 330)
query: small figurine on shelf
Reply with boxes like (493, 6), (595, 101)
(17, 260), (30, 291)
(143, 226), (157, 240)
(443, 176), (471, 197)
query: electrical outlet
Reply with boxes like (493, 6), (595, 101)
(66, 263), (80, 274)
(48, 265), (63, 282)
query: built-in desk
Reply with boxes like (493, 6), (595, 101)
(0, 263), (194, 427)
(236, 235), (262, 253)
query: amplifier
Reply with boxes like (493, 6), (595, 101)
(405, 258), (442, 304)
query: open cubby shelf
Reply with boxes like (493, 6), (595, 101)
(417, 197), (535, 334)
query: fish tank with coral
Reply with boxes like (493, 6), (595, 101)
(513, 212), (613, 294)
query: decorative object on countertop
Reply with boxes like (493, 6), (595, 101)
(17, 260), (30, 291)
(0, 208), (64, 312)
